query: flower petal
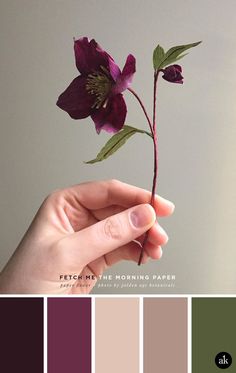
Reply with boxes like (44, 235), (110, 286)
(112, 54), (136, 94)
(108, 57), (121, 81)
(91, 94), (127, 134)
(74, 37), (111, 75)
(57, 76), (94, 119)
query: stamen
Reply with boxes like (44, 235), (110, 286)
(103, 99), (108, 108)
(100, 65), (110, 76)
(86, 69), (112, 109)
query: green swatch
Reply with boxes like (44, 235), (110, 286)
(192, 298), (236, 372)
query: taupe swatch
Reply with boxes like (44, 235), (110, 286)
(95, 298), (139, 373)
(144, 298), (187, 373)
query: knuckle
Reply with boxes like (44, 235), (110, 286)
(109, 178), (119, 184)
(103, 216), (123, 240)
(42, 189), (63, 207)
(109, 179), (121, 188)
(107, 179), (121, 204)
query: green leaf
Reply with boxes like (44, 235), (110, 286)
(161, 52), (188, 67)
(152, 41), (202, 71)
(85, 125), (152, 164)
(158, 41), (202, 70)
(153, 44), (165, 70)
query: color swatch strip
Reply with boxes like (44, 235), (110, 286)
(2, 296), (236, 372)
(48, 297), (91, 373)
(0, 297), (43, 373)
(95, 297), (139, 373)
(144, 298), (188, 373)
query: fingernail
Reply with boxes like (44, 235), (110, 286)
(130, 204), (155, 228)
(156, 195), (175, 212)
(157, 246), (163, 259)
(168, 201), (175, 213)
(157, 224), (169, 242)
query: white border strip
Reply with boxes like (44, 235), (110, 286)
(188, 296), (192, 373)
(44, 297), (47, 373)
(92, 297), (95, 373)
(1, 293), (235, 298)
(139, 296), (143, 373)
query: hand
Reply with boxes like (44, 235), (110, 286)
(0, 179), (174, 294)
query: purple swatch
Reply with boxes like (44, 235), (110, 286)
(48, 297), (91, 373)
(0, 297), (43, 373)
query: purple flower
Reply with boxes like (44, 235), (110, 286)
(161, 64), (184, 84)
(57, 37), (136, 133)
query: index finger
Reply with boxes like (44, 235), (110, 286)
(66, 179), (175, 217)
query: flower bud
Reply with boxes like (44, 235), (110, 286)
(161, 64), (184, 84)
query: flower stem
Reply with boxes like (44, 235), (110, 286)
(138, 71), (159, 265)
(151, 71), (159, 203)
(127, 87), (154, 137)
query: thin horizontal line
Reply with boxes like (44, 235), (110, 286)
(1, 293), (235, 298)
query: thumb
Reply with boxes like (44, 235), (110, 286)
(64, 204), (156, 266)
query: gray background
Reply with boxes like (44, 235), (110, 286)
(0, 0), (235, 293)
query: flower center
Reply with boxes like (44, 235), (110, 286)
(86, 66), (112, 109)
